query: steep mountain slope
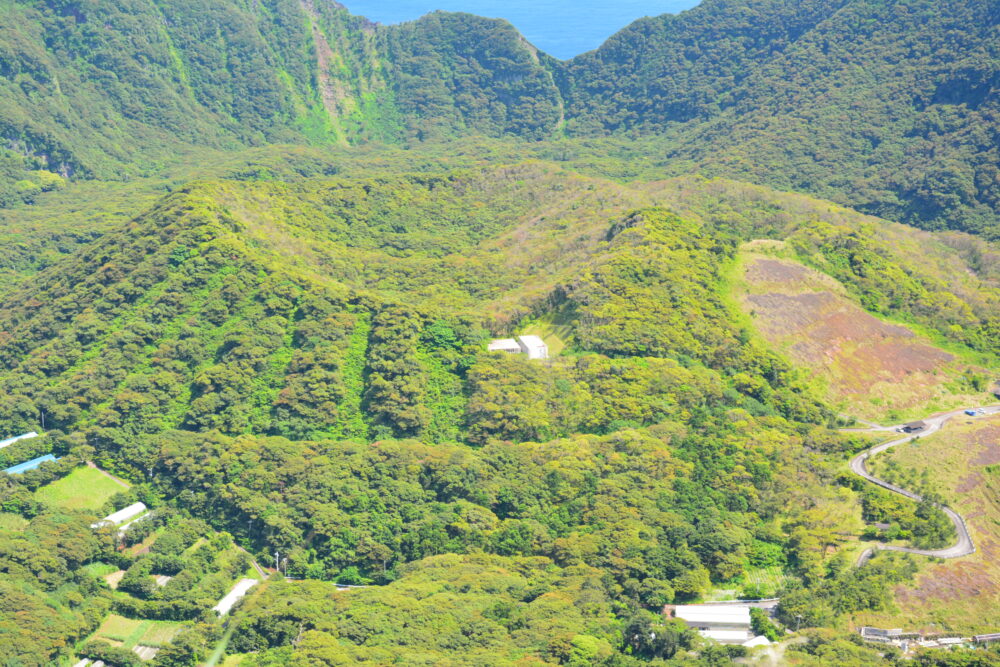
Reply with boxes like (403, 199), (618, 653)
(735, 248), (984, 421)
(561, 0), (1000, 235)
(0, 0), (560, 189)
(1, 0), (996, 238)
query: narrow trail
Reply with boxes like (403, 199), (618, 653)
(85, 460), (130, 488)
(844, 406), (1000, 562)
(234, 544), (268, 580)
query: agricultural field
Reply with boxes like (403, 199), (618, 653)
(742, 566), (796, 599)
(33, 466), (128, 511)
(734, 246), (990, 422)
(86, 614), (183, 650)
(854, 413), (1000, 633)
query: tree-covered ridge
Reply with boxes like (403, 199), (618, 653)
(2, 164), (997, 446)
(0, 0), (997, 237)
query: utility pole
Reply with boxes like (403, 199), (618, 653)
(275, 551), (279, 574)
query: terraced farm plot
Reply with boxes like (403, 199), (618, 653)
(742, 566), (794, 597)
(853, 414), (1000, 633)
(89, 614), (183, 649)
(736, 250), (987, 421)
(33, 466), (127, 511)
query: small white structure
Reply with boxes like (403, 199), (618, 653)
(213, 578), (259, 616)
(488, 335), (549, 360)
(91, 502), (147, 529)
(488, 338), (522, 354)
(674, 604), (753, 644)
(861, 627), (903, 643)
(516, 335), (549, 360)
(0, 432), (39, 449)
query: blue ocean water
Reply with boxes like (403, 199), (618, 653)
(341, 1), (701, 60)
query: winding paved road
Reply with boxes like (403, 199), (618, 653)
(846, 406), (1000, 562)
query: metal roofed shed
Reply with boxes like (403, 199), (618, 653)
(487, 335), (549, 360)
(91, 502), (147, 529)
(0, 432), (39, 449)
(673, 604), (752, 627)
(902, 420), (927, 433)
(4, 454), (58, 475)
(673, 604), (752, 644)
(488, 339), (522, 354)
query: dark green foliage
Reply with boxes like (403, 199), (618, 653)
(0, 500), (116, 664)
(231, 554), (623, 664)
(777, 552), (919, 628)
(386, 11), (563, 141)
(559, 0), (1000, 236)
(860, 487), (955, 550)
(0, 2), (996, 663)
(750, 607), (780, 641)
(363, 306), (431, 438)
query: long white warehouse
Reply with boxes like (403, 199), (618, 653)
(0, 432), (39, 449)
(673, 604), (753, 644)
(91, 502), (147, 529)
(213, 578), (259, 616)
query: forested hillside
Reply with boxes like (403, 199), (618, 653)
(2, 0), (999, 664)
(0, 0), (996, 235)
(1, 162), (999, 663)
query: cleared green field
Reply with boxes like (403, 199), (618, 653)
(82, 562), (119, 578)
(33, 466), (127, 511)
(522, 308), (576, 357)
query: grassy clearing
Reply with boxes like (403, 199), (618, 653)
(731, 246), (991, 422)
(705, 565), (797, 602)
(82, 562), (119, 578)
(522, 306), (577, 357)
(33, 466), (127, 511)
